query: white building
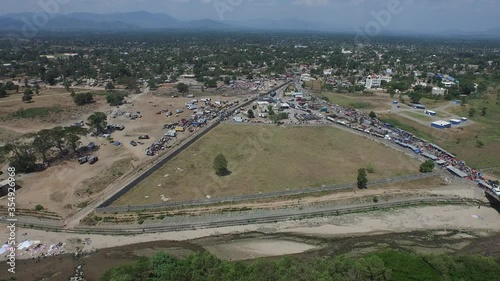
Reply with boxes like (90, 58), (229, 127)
(432, 87), (447, 96)
(365, 75), (382, 89)
(300, 73), (312, 82)
(323, 69), (332, 76)
(341, 48), (353, 54)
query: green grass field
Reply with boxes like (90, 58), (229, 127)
(113, 124), (421, 205)
(380, 92), (500, 168)
(401, 111), (434, 122)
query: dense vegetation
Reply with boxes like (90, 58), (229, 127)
(101, 250), (500, 281)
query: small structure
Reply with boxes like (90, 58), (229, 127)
(461, 117), (468, 122)
(175, 127), (185, 132)
(436, 159), (447, 166)
(421, 152), (438, 161)
(0, 179), (10, 197)
(431, 120), (451, 129)
(233, 116), (243, 123)
(413, 104), (426, 109)
(165, 130), (177, 137)
(449, 119), (462, 125)
(446, 166), (468, 178)
(425, 110), (436, 116)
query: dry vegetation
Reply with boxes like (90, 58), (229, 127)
(113, 124), (421, 206)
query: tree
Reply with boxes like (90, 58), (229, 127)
(481, 107), (487, 116)
(204, 79), (217, 88)
(213, 153), (229, 176)
(369, 111), (377, 119)
(105, 81), (115, 91)
(176, 82), (189, 94)
(419, 160), (435, 173)
(73, 92), (94, 106)
(50, 126), (66, 154)
(148, 78), (157, 90)
(0, 87), (6, 98)
(468, 107), (476, 117)
(32, 129), (54, 163)
(87, 112), (108, 133)
(22, 89), (33, 103)
(408, 91), (422, 104)
(106, 92), (125, 106)
(247, 109), (255, 118)
(224, 76), (230, 85)
(65, 127), (88, 153)
(64, 80), (71, 92)
(357, 168), (368, 189)
(9, 144), (38, 173)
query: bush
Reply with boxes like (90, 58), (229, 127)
(73, 92), (94, 106)
(34, 204), (44, 211)
(366, 163), (375, 173)
(106, 92), (126, 106)
(373, 196), (379, 203)
(419, 160), (435, 173)
(357, 168), (368, 189)
(213, 153), (229, 176)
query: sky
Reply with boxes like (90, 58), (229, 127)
(1, 0), (499, 32)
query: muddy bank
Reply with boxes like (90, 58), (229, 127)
(2, 230), (500, 281)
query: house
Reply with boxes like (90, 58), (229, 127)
(432, 87), (447, 96)
(449, 119), (462, 125)
(365, 75), (382, 89)
(300, 73), (312, 82)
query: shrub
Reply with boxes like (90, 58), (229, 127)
(420, 160), (435, 173)
(73, 92), (94, 106)
(34, 204), (44, 211)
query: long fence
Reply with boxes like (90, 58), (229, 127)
(97, 81), (292, 209)
(6, 196), (480, 235)
(96, 172), (439, 213)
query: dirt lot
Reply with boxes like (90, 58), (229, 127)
(0, 87), (103, 134)
(319, 91), (393, 111)
(114, 124), (421, 206)
(0, 90), (248, 218)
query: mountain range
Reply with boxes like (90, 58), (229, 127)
(0, 11), (499, 38)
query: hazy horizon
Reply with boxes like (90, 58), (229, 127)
(1, 0), (499, 33)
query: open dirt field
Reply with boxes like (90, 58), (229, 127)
(0, 91), (248, 218)
(113, 124), (421, 206)
(319, 92), (393, 111)
(0, 87), (104, 134)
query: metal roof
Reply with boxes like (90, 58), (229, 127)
(446, 166), (468, 178)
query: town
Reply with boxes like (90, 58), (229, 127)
(1, 16), (500, 281)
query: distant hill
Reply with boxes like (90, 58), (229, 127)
(0, 11), (498, 37)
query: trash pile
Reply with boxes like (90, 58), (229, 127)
(69, 265), (86, 281)
(1, 240), (66, 260)
(146, 137), (171, 156)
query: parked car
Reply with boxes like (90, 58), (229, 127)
(78, 156), (88, 164)
(88, 156), (99, 164)
(130, 141), (138, 146)
(176, 109), (184, 113)
(138, 135), (150, 140)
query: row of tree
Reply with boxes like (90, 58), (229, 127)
(101, 250), (500, 281)
(7, 126), (88, 173)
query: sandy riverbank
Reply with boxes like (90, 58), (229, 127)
(2, 204), (499, 262)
